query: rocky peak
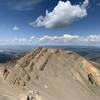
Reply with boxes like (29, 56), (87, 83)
(0, 48), (100, 96)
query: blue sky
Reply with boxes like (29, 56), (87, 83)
(0, 0), (100, 46)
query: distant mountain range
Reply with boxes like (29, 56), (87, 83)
(0, 45), (100, 64)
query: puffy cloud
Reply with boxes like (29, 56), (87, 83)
(12, 36), (37, 44)
(29, 36), (35, 42)
(82, 0), (89, 8)
(13, 26), (20, 31)
(0, 34), (100, 45)
(85, 35), (100, 42)
(12, 38), (28, 43)
(31, 0), (89, 28)
(0, 36), (36, 45)
(39, 34), (79, 42)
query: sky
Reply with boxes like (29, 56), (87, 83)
(0, 0), (100, 46)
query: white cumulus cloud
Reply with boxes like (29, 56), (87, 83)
(39, 34), (79, 42)
(13, 26), (20, 31)
(0, 33), (100, 46)
(86, 35), (100, 42)
(31, 0), (89, 28)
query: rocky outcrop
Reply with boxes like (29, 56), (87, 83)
(1, 48), (100, 86)
(20, 90), (42, 100)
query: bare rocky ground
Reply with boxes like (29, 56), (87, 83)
(0, 47), (100, 100)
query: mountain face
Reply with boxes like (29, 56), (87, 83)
(0, 47), (100, 100)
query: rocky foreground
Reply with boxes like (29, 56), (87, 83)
(0, 47), (100, 100)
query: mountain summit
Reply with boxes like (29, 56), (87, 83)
(0, 47), (100, 100)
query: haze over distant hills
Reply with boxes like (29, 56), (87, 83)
(0, 45), (100, 64)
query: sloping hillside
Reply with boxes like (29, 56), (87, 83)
(0, 47), (100, 100)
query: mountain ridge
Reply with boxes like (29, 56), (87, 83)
(0, 47), (100, 100)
